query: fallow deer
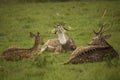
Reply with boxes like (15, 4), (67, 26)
(63, 24), (119, 64)
(40, 24), (76, 53)
(1, 32), (44, 61)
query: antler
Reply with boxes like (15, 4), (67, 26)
(93, 23), (106, 34)
(103, 14), (114, 33)
(98, 9), (107, 34)
(93, 9), (113, 35)
(96, 22), (113, 34)
(102, 9), (107, 19)
(94, 9), (108, 34)
(55, 23), (70, 31)
(103, 22), (113, 33)
(98, 23), (106, 34)
(63, 26), (70, 31)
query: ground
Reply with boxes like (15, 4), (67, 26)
(0, 1), (120, 80)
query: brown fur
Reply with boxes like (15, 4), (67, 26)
(1, 32), (44, 61)
(42, 38), (63, 53)
(63, 45), (118, 64)
(63, 24), (119, 64)
(62, 37), (76, 52)
(40, 24), (76, 53)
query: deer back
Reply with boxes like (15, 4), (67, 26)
(2, 32), (43, 61)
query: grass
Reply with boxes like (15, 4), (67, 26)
(0, 1), (120, 80)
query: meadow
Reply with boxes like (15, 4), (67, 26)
(0, 1), (120, 80)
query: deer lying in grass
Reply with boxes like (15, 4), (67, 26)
(1, 32), (44, 61)
(40, 24), (76, 53)
(63, 24), (119, 64)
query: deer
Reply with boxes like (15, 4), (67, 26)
(1, 32), (44, 61)
(40, 24), (76, 53)
(63, 24), (119, 64)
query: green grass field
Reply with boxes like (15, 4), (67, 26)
(0, 1), (120, 80)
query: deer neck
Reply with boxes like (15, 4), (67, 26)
(57, 32), (68, 45)
(101, 39), (111, 47)
(31, 39), (40, 51)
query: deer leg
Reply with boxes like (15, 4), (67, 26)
(55, 46), (64, 53)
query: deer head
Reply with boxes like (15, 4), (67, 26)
(53, 23), (70, 34)
(30, 32), (44, 45)
(89, 23), (111, 46)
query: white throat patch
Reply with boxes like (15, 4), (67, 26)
(58, 32), (67, 44)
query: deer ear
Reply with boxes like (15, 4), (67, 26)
(30, 32), (35, 38)
(104, 34), (111, 39)
(37, 32), (40, 36)
(63, 26), (70, 31)
(51, 29), (57, 34)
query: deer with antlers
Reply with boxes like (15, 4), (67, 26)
(40, 24), (76, 53)
(63, 24), (119, 64)
(1, 32), (44, 61)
